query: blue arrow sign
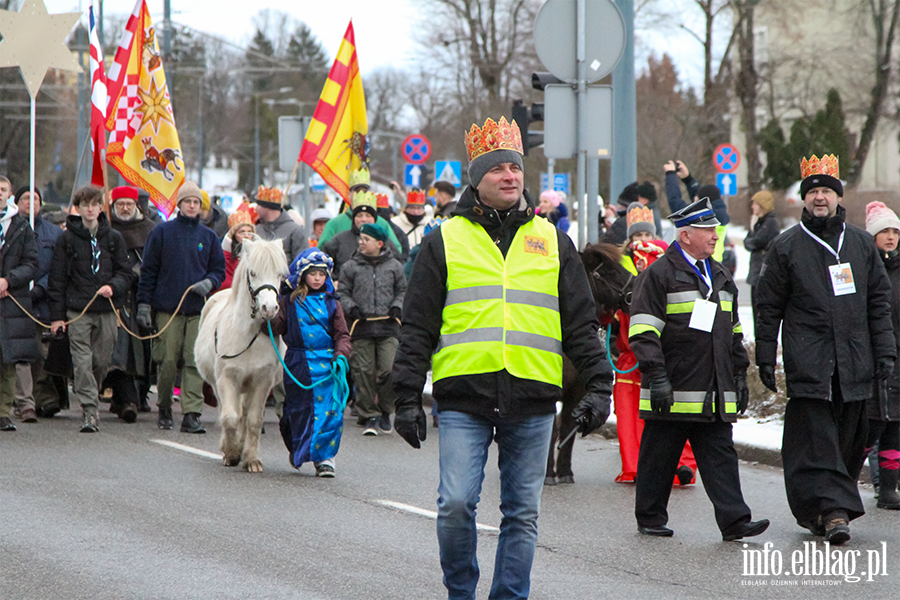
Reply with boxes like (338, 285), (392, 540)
(405, 163), (423, 188)
(542, 173), (570, 194)
(716, 172), (737, 196)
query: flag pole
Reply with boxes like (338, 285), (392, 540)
(29, 94), (35, 231)
(283, 160), (302, 197)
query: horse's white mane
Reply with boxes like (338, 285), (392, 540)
(226, 236), (289, 316)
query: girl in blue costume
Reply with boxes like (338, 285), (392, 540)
(270, 249), (351, 477)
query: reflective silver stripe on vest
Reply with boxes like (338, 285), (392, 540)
(667, 291), (704, 304)
(506, 331), (563, 355)
(630, 313), (666, 334)
(719, 291), (734, 303)
(445, 285), (504, 306)
(506, 289), (559, 312)
(436, 327), (504, 352)
(639, 389), (737, 404)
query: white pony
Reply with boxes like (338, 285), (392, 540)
(195, 237), (289, 472)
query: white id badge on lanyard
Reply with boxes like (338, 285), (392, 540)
(829, 263), (856, 296)
(689, 298), (717, 332)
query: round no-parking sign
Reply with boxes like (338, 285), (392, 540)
(402, 134), (431, 165)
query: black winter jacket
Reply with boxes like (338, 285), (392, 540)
(743, 210), (781, 286)
(48, 213), (134, 321)
(629, 243), (749, 423)
(755, 206), (896, 402)
(870, 249), (899, 421)
(392, 186), (613, 418)
(0, 212), (39, 363)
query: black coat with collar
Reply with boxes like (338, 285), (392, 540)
(392, 185), (612, 418)
(0, 213), (39, 363)
(755, 206), (896, 402)
(48, 213), (134, 321)
(629, 243), (749, 423)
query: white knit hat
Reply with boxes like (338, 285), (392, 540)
(865, 201), (900, 236)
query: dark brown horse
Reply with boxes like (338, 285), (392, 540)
(545, 241), (634, 485)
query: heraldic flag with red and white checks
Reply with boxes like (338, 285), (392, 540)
(88, 0), (107, 188)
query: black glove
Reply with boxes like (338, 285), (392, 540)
(191, 278), (214, 297)
(645, 370), (674, 414)
(30, 285), (45, 302)
(759, 364), (777, 393)
(571, 391), (611, 437)
(137, 303), (153, 330)
(734, 373), (749, 415)
(875, 357), (895, 381)
(389, 306), (402, 322)
(349, 307), (366, 324)
(394, 393), (427, 449)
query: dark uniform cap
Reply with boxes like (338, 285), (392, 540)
(667, 197), (721, 229)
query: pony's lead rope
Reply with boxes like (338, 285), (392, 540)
(7, 284), (197, 341)
(606, 325), (639, 375)
(266, 320), (350, 410)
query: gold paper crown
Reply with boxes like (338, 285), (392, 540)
(800, 154), (840, 180)
(349, 167), (371, 189)
(352, 191), (378, 210)
(256, 185), (284, 205)
(465, 116), (523, 162)
(406, 190), (426, 205)
(627, 204), (654, 228)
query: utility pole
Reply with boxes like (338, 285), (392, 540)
(611, 0), (636, 212)
(198, 78), (203, 187)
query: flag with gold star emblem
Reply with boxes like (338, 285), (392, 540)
(104, 0), (184, 217)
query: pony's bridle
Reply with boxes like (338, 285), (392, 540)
(589, 263), (634, 310)
(247, 272), (279, 320)
(214, 273), (279, 360)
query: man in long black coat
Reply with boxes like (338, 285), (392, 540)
(0, 192), (39, 431)
(755, 155), (896, 545)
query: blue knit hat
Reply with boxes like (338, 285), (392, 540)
(287, 248), (334, 293)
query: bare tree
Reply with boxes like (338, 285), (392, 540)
(846, 0), (900, 187)
(732, 0), (762, 195)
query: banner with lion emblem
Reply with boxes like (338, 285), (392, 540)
(105, 0), (184, 217)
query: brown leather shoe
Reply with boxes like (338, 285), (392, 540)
(824, 518), (850, 545)
(20, 408), (38, 423)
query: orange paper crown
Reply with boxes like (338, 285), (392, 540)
(800, 155), (840, 180)
(376, 193), (390, 208)
(256, 185), (284, 205)
(406, 190), (426, 205)
(465, 116), (523, 162)
(627, 204), (654, 228)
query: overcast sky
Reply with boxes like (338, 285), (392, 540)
(41, 0), (713, 86)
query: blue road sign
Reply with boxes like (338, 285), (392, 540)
(402, 134), (431, 165)
(434, 161), (462, 187)
(541, 173), (570, 194)
(405, 163), (424, 188)
(716, 172), (737, 196)
(311, 173), (326, 192)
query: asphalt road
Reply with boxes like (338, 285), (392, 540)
(2, 406), (898, 600)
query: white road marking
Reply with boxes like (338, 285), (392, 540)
(375, 499), (500, 533)
(151, 439), (223, 461)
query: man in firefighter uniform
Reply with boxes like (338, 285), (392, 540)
(392, 116), (613, 599)
(628, 198), (769, 541)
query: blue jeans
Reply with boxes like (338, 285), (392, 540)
(437, 410), (554, 600)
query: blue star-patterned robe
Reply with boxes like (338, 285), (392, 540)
(279, 292), (343, 467)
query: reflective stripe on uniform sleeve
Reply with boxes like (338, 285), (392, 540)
(629, 313), (665, 337)
(666, 290), (703, 314)
(733, 322), (743, 334)
(719, 290), (734, 313)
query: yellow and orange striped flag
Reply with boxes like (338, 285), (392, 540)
(299, 21), (368, 204)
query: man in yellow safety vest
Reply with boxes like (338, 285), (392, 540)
(392, 116), (613, 599)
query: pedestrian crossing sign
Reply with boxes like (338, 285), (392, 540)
(435, 161), (462, 187)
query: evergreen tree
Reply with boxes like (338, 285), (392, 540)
(809, 88), (851, 164)
(287, 23), (330, 101)
(758, 119), (795, 190)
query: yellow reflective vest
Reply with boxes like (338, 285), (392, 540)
(432, 216), (563, 387)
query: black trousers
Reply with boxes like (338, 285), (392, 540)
(635, 418), (752, 532)
(782, 394), (867, 525)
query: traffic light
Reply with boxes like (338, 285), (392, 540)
(512, 100), (543, 156)
(512, 72), (565, 156)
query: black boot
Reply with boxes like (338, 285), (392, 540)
(157, 407), (174, 430)
(180, 412), (206, 434)
(876, 461), (900, 510)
